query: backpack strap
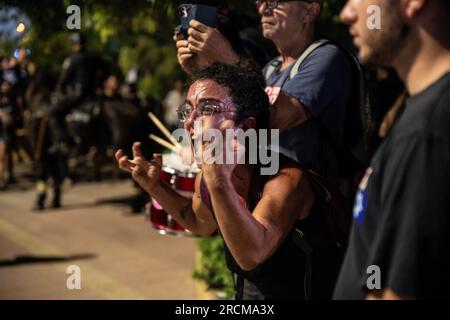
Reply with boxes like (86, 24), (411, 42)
(264, 39), (330, 81)
(264, 56), (282, 80)
(289, 39), (330, 80)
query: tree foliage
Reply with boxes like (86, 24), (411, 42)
(1, 0), (347, 100)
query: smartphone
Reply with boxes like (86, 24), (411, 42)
(177, 4), (218, 38)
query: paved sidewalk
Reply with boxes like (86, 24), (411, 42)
(0, 179), (200, 299)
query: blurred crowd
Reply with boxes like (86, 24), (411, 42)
(0, 34), (188, 212)
(0, 46), (35, 189)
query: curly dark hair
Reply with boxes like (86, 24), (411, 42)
(189, 62), (270, 130)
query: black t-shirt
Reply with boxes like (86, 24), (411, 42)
(333, 72), (450, 299)
(200, 154), (345, 300)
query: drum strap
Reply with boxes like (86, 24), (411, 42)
(235, 274), (244, 300)
(200, 175), (257, 300)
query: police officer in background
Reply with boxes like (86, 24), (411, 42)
(48, 33), (96, 153)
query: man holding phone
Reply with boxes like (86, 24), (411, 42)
(174, 4), (241, 75)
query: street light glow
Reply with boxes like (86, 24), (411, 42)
(16, 22), (26, 32)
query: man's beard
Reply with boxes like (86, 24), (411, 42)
(366, 4), (410, 66)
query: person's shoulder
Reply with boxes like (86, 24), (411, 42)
(430, 83), (450, 140)
(260, 152), (304, 175)
(391, 83), (450, 157)
(405, 73), (450, 140)
(307, 42), (347, 60)
(314, 42), (340, 53)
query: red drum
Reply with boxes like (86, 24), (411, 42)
(176, 172), (196, 196)
(146, 167), (196, 236)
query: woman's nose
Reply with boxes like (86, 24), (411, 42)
(184, 110), (197, 130)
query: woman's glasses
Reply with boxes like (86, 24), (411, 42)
(177, 99), (235, 122)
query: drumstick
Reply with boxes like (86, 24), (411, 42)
(149, 134), (178, 152)
(147, 112), (181, 148)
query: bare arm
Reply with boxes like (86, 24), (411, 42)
(270, 92), (312, 132)
(149, 175), (217, 236)
(205, 166), (316, 271)
(115, 142), (217, 236)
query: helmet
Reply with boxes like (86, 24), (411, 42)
(69, 33), (86, 46)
